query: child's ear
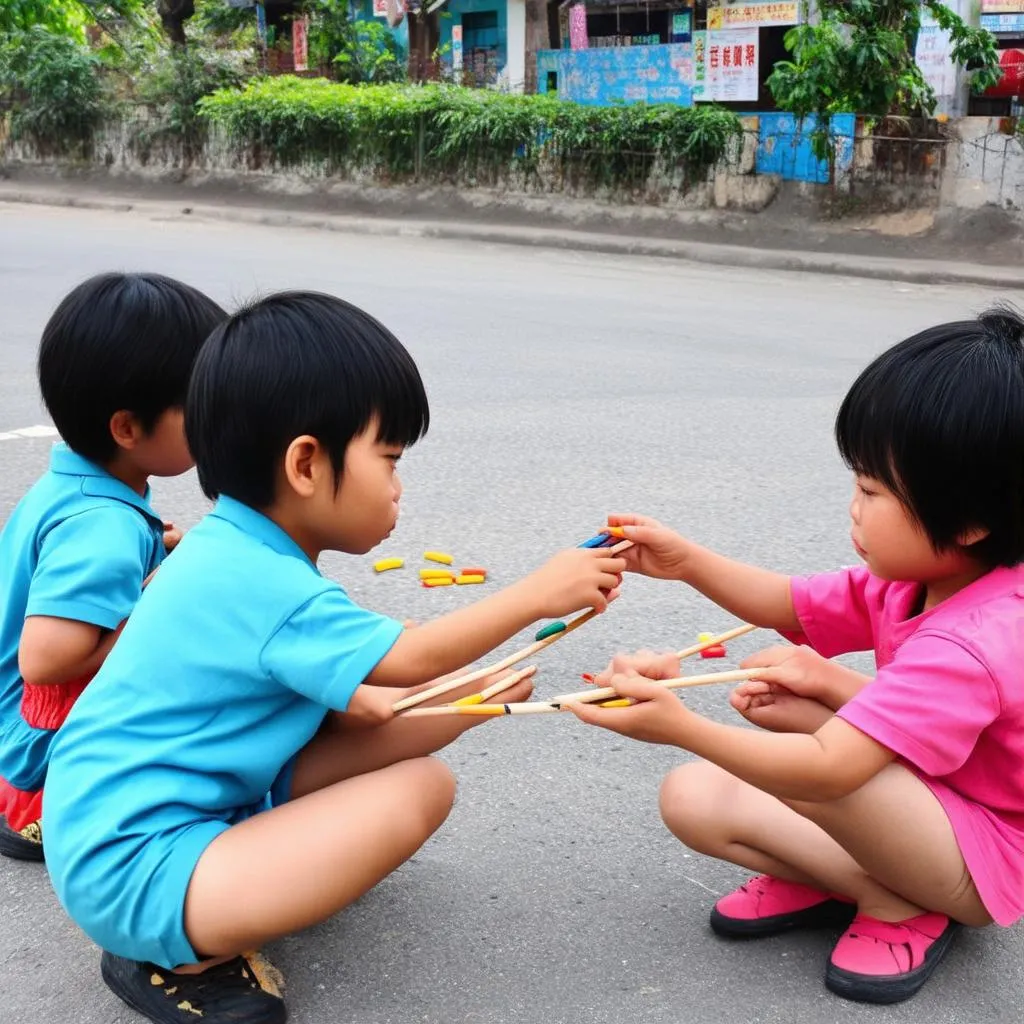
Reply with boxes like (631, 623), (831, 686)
(109, 410), (145, 451)
(959, 525), (990, 547)
(282, 435), (323, 499)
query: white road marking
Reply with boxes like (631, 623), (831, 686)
(0, 425), (59, 441)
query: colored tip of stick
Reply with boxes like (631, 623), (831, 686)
(581, 673), (595, 683)
(535, 620), (568, 642)
(453, 693), (485, 706)
(605, 526), (627, 538)
(578, 533), (609, 548)
(458, 704), (507, 716)
(598, 698), (633, 708)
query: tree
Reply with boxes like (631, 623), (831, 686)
(767, 0), (1002, 157)
(523, 0), (549, 93)
(156, 0), (196, 45)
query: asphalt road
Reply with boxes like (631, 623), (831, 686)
(1, 203), (1020, 1024)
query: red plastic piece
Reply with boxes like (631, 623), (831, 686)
(700, 645), (727, 659)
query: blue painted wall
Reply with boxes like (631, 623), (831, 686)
(752, 112), (856, 183)
(352, 0), (409, 51)
(536, 45), (694, 107)
(440, 0), (508, 76)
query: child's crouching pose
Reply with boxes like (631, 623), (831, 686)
(42, 291), (626, 1024)
(571, 307), (1024, 1005)
(0, 272), (226, 861)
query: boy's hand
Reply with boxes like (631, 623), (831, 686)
(343, 684), (397, 728)
(163, 522), (184, 552)
(730, 679), (834, 734)
(567, 669), (692, 746)
(527, 547), (626, 618)
(605, 514), (690, 581)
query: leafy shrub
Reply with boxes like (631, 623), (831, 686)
(0, 26), (104, 155)
(199, 76), (742, 188)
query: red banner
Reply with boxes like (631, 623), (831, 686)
(983, 48), (1024, 97)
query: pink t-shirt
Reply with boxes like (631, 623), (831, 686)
(783, 563), (1024, 927)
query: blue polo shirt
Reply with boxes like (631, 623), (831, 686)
(0, 443), (164, 791)
(43, 495), (404, 968)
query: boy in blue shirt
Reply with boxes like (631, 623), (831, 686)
(43, 290), (626, 1024)
(0, 272), (227, 861)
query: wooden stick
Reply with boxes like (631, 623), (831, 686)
(675, 623), (758, 660)
(399, 668), (760, 717)
(391, 538), (633, 713)
(451, 665), (537, 706)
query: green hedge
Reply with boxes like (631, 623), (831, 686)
(199, 76), (743, 189)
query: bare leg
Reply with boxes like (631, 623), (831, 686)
(184, 756), (456, 958)
(660, 760), (991, 927)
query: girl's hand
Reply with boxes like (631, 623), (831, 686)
(730, 679), (834, 734)
(526, 548), (626, 618)
(343, 684), (397, 728)
(605, 514), (691, 581)
(589, 649), (681, 687)
(567, 670), (692, 746)
(739, 644), (868, 710)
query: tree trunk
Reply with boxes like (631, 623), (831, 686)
(407, 10), (441, 82)
(524, 0), (551, 93)
(156, 0), (195, 46)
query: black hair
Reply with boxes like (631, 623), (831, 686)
(835, 304), (1024, 568)
(185, 290), (429, 508)
(38, 272), (227, 464)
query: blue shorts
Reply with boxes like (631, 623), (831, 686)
(54, 756), (298, 970)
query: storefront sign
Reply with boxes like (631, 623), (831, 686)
(702, 29), (759, 101)
(707, 0), (798, 29)
(915, 19), (955, 98)
(981, 12), (1024, 30)
(980, 0), (1024, 12)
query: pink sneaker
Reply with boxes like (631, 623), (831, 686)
(710, 874), (855, 938)
(826, 912), (960, 1004)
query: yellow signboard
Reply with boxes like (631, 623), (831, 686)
(707, 0), (799, 28)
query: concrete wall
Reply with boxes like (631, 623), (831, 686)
(942, 117), (1024, 210)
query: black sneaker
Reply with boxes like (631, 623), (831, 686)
(0, 818), (44, 862)
(101, 950), (287, 1023)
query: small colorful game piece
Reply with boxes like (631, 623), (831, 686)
(420, 568), (455, 580)
(698, 632), (716, 643)
(424, 551), (454, 565)
(455, 574), (485, 585)
(460, 567), (487, 578)
(373, 558), (404, 573)
(535, 620), (567, 642)
(422, 577), (454, 588)
(700, 645), (727, 659)
(577, 534), (608, 548)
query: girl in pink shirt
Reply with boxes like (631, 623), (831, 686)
(569, 307), (1024, 1006)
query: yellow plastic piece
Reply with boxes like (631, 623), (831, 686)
(423, 577), (454, 587)
(698, 632), (716, 643)
(598, 698), (634, 708)
(455, 574), (486, 585)
(374, 558), (404, 573)
(424, 551), (454, 565)
(420, 568), (455, 580)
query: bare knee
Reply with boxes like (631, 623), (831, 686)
(405, 756), (456, 836)
(659, 761), (738, 855)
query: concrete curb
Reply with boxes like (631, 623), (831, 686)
(3, 185), (1023, 290)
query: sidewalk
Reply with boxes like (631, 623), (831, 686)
(3, 175), (1023, 290)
